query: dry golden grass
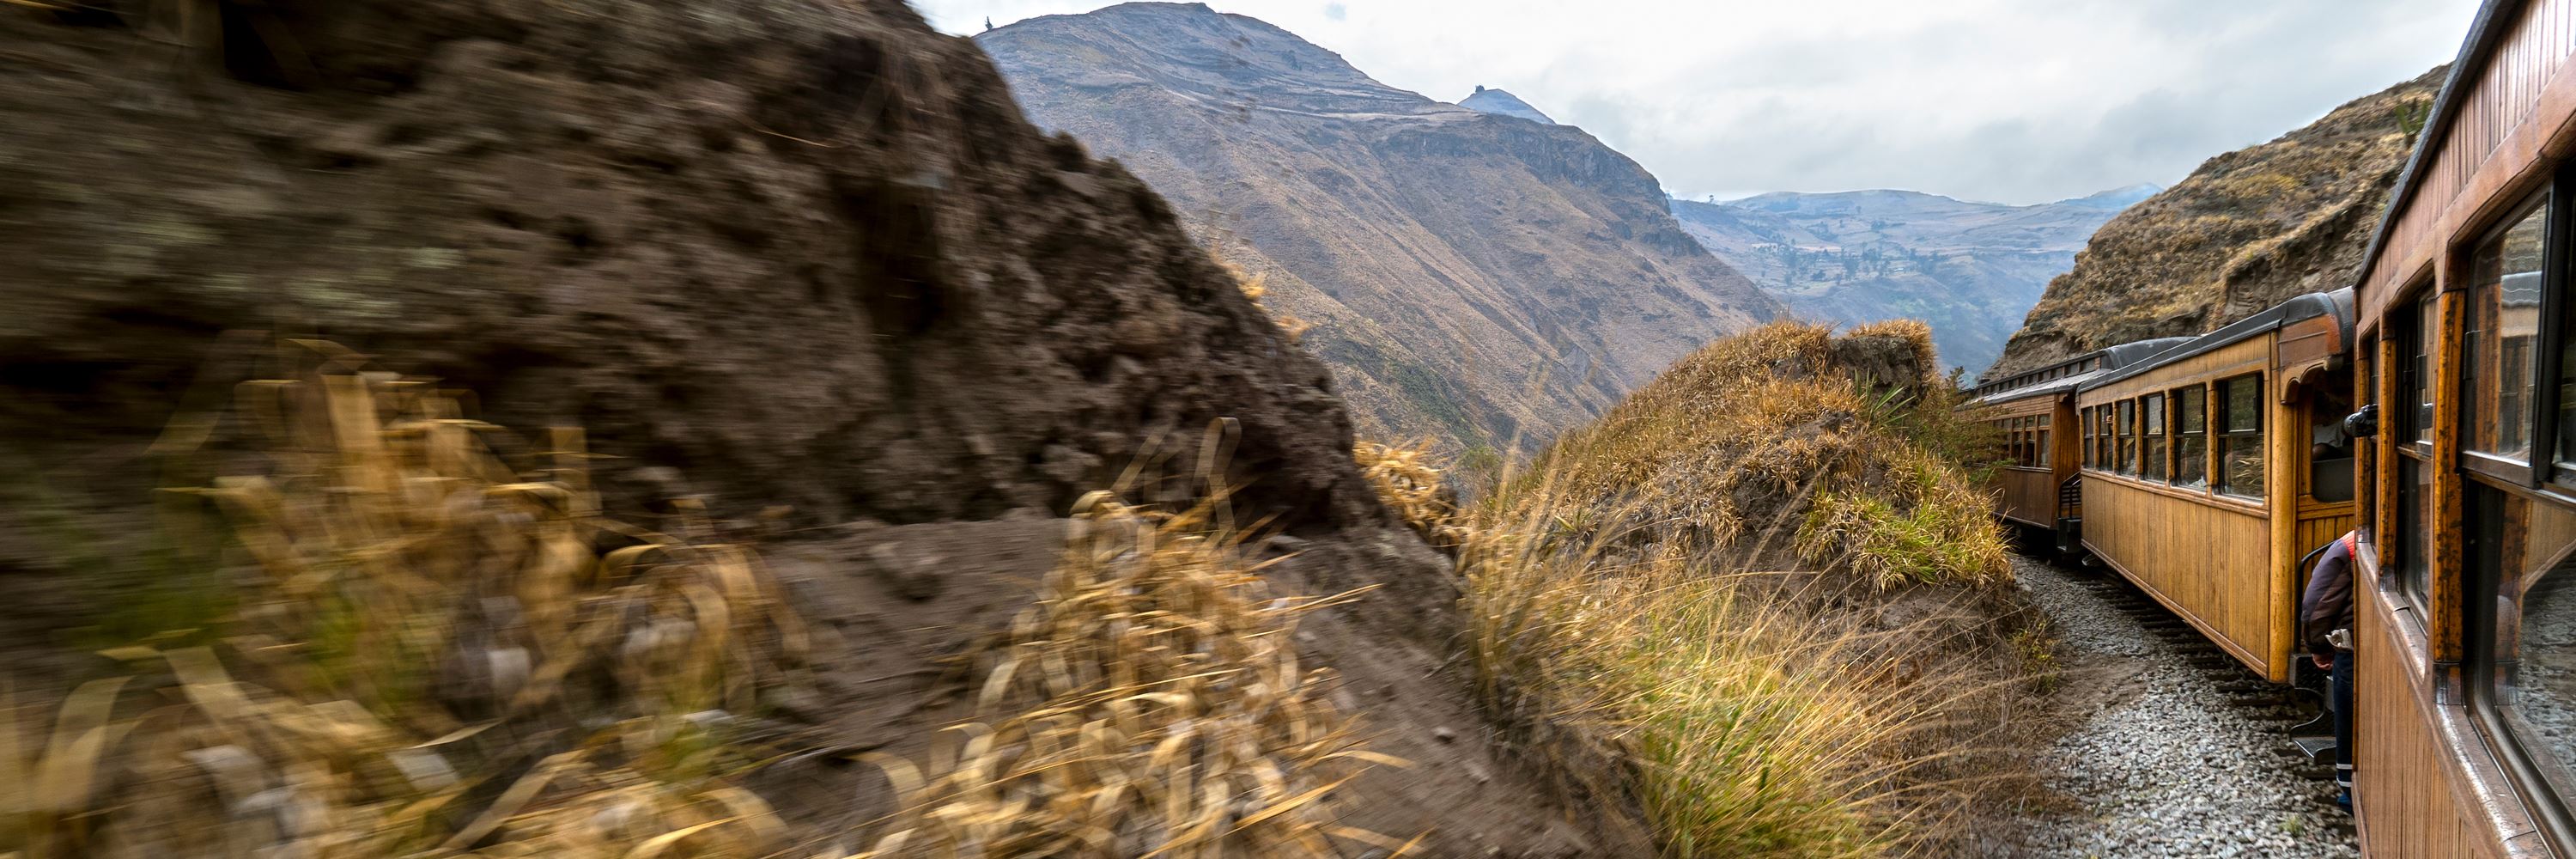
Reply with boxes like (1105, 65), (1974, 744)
(850, 493), (1395, 857)
(1378, 320), (2030, 857)
(1352, 441), (1469, 552)
(3, 343), (806, 858)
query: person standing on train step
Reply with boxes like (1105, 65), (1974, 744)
(2300, 529), (2359, 807)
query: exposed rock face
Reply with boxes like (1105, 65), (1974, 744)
(1989, 67), (2445, 375)
(1460, 86), (1557, 124)
(0, 0), (1632, 850)
(1671, 186), (2150, 379)
(980, 2), (1778, 449)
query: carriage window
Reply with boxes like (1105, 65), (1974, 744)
(2036, 415), (2051, 469)
(2464, 196), (2546, 462)
(2407, 292), (2437, 444)
(2024, 417), (2038, 466)
(2117, 399), (2138, 475)
(2470, 490), (2576, 814)
(2081, 407), (2098, 469)
(2174, 385), (2208, 489)
(2397, 295), (2434, 606)
(2141, 393), (2168, 481)
(2217, 374), (2265, 499)
(2103, 406), (2117, 471)
(2309, 377), (2355, 503)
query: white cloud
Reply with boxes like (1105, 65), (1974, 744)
(916, 0), (2480, 204)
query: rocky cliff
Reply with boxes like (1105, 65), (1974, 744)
(1673, 186), (2152, 378)
(980, 2), (1778, 449)
(0, 0), (1630, 851)
(1990, 67), (2445, 375)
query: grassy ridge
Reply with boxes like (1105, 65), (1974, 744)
(1362, 320), (2029, 856)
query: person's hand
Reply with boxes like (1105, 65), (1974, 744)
(2312, 654), (2332, 670)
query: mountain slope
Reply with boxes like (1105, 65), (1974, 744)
(980, 2), (1777, 449)
(1671, 187), (2148, 377)
(1990, 67), (2445, 375)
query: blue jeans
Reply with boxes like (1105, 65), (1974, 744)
(2332, 649), (2354, 799)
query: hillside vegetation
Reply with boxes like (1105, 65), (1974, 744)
(1990, 66), (2444, 375)
(1364, 320), (2047, 856)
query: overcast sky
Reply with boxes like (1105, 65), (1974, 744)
(914, 0), (2480, 205)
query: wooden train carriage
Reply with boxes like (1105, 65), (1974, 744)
(2343, 1), (2576, 854)
(1966, 338), (2190, 534)
(2072, 289), (2358, 683)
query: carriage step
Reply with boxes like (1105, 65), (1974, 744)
(2292, 735), (2337, 761)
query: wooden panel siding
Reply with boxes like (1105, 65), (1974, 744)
(2082, 477), (2275, 675)
(2357, 564), (2500, 858)
(2000, 466), (2057, 527)
(2364, 0), (2576, 327)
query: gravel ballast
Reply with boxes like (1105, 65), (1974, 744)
(1993, 554), (2358, 858)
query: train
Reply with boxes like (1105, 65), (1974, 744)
(1967, 1), (2576, 853)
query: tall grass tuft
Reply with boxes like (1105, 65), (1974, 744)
(852, 493), (1396, 858)
(3, 343), (805, 858)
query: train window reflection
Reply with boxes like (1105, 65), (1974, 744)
(2117, 399), (2138, 475)
(2400, 454), (2431, 605)
(2309, 379), (2354, 503)
(2082, 407), (2099, 469)
(2464, 197), (2545, 462)
(2217, 375), (2264, 499)
(2142, 393), (2168, 482)
(2174, 386), (2208, 489)
(2483, 496), (2576, 809)
(2037, 415), (2050, 468)
(2403, 292), (2435, 444)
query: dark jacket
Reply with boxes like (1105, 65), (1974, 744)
(2300, 532), (2358, 657)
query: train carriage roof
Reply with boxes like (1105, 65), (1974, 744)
(1966, 336), (2193, 408)
(2078, 288), (2355, 393)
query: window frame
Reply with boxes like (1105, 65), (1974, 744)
(2214, 373), (2265, 500)
(2117, 399), (2138, 476)
(2141, 392), (2169, 482)
(2081, 405), (2098, 470)
(2172, 383), (2208, 490)
(2461, 163), (2576, 859)
(2462, 189), (2551, 484)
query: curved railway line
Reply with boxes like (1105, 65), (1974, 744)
(2002, 554), (2358, 857)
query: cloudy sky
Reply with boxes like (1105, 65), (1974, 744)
(914, 0), (2479, 205)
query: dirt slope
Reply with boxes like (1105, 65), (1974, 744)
(0, 0), (1629, 852)
(978, 2), (1779, 450)
(1989, 67), (2444, 375)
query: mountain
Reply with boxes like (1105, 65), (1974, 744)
(979, 3), (1778, 449)
(1459, 86), (1557, 124)
(1989, 67), (2445, 375)
(1670, 186), (2152, 378)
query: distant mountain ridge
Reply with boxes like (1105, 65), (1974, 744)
(1671, 185), (2154, 378)
(981, 2), (1778, 448)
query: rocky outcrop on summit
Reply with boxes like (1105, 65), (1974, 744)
(981, 2), (1777, 449)
(1460, 86), (1558, 125)
(1990, 67), (2445, 375)
(1674, 187), (2149, 379)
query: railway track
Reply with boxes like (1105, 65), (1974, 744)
(1996, 553), (2359, 858)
